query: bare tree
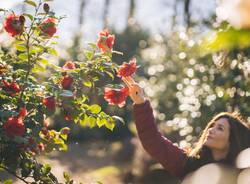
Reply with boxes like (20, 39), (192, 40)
(184, 0), (191, 28)
(103, 0), (110, 28)
(79, 0), (86, 26)
(127, 0), (135, 28)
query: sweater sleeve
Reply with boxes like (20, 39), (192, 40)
(133, 100), (188, 178)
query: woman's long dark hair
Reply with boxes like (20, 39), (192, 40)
(183, 112), (250, 176)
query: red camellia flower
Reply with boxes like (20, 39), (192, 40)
(19, 107), (28, 118)
(97, 29), (115, 53)
(39, 17), (57, 37)
(43, 96), (56, 110)
(2, 80), (21, 95)
(43, 119), (50, 128)
(61, 75), (73, 89)
(117, 58), (138, 77)
(3, 117), (25, 137)
(38, 143), (45, 152)
(62, 61), (76, 70)
(104, 86), (129, 108)
(64, 114), (72, 121)
(4, 14), (25, 37)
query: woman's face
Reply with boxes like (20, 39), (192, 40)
(204, 118), (230, 151)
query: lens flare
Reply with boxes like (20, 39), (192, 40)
(236, 148), (250, 169)
(181, 163), (239, 184)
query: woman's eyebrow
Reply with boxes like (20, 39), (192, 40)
(217, 124), (226, 129)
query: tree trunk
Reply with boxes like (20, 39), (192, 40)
(184, 0), (191, 29)
(103, 0), (110, 28)
(127, 0), (135, 28)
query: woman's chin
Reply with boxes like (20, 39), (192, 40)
(204, 140), (211, 147)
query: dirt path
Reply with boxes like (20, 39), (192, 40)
(1, 141), (128, 184)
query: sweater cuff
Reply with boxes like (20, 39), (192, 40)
(133, 100), (150, 113)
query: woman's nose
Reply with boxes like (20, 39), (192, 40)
(208, 127), (215, 135)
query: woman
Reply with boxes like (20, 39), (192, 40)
(122, 76), (250, 180)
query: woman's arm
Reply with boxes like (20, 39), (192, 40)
(122, 76), (187, 178)
(133, 100), (187, 178)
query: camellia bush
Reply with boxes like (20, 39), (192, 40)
(0, 0), (137, 183)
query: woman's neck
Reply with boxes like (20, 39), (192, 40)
(211, 149), (228, 161)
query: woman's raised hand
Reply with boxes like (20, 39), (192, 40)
(122, 76), (146, 105)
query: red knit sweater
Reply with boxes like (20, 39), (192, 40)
(133, 100), (188, 178)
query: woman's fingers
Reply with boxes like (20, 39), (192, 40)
(126, 76), (136, 84)
(122, 77), (131, 88)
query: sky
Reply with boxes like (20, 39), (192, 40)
(0, 0), (216, 47)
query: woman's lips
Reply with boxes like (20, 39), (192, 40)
(207, 135), (213, 139)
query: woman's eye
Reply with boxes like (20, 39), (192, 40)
(218, 126), (224, 131)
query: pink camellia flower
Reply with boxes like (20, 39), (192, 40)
(4, 14), (25, 37)
(39, 17), (57, 37)
(43, 96), (56, 110)
(97, 29), (115, 53)
(62, 61), (76, 70)
(3, 117), (25, 137)
(61, 75), (73, 89)
(117, 58), (138, 77)
(104, 86), (129, 108)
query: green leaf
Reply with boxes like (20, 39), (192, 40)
(83, 81), (92, 88)
(38, 58), (49, 65)
(31, 45), (44, 54)
(48, 63), (62, 71)
(96, 118), (106, 128)
(47, 47), (58, 56)
(60, 134), (67, 140)
(80, 114), (88, 127)
(23, 13), (33, 21)
(24, 0), (37, 7)
(112, 116), (125, 125)
(63, 172), (70, 182)
(84, 50), (94, 60)
(60, 90), (74, 98)
(14, 40), (25, 45)
(88, 116), (96, 128)
(87, 42), (97, 49)
(15, 44), (27, 52)
(89, 104), (101, 114)
(32, 64), (46, 73)
(3, 179), (12, 184)
(18, 53), (28, 61)
(41, 164), (51, 175)
(105, 71), (114, 80)
(105, 120), (115, 131)
(54, 138), (64, 145)
(59, 143), (68, 151)
(203, 27), (250, 53)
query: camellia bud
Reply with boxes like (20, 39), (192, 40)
(61, 127), (70, 135)
(43, 3), (50, 13)
(19, 15), (25, 24)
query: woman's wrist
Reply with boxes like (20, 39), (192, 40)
(134, 96), (146, 104)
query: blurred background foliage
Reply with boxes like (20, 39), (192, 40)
(1, 0), (250, 183)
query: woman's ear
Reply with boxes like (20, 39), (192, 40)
(237, 168), (250, 184)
